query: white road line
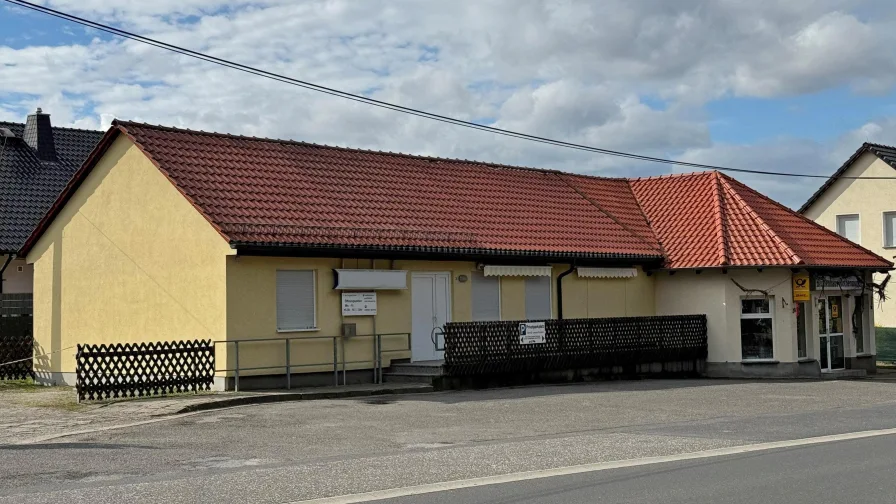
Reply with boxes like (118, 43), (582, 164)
(290, 427), (896, 504)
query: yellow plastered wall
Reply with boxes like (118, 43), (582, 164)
(26, 136), (233, 376)
(802, 152), (896, 327)
(225, 259), (656, 375)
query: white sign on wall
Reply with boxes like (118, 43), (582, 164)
(342, 292), (377, 316)
(518, 322), (546, 344)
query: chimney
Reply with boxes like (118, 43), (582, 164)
(23, 107), (57, 162)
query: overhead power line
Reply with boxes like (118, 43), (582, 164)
(7, 0), (896, 180)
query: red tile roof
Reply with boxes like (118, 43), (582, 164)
(630, 171), (892, 269)
(20, 121), (893, 271)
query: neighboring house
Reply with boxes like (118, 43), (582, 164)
(0, 109), (103, 297)
(20, 121), (891, 387)
(800, 143), (896, 329)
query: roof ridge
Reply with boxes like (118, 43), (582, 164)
(723, 173), (892, 266)
(718, 174), (803, 265)
(710, 171), (730, 266)
(0, 120), (103, 134)
(555, 173), (664, 256)
(114, 120), (622, 180)
(625, 179), (667, 257)
(628, 171), (712, 182)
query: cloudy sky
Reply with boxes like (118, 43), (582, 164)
(3, 0), (896, 208)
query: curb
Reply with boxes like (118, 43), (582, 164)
(171, 384), (435, 414)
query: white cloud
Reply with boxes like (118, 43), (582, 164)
(2, 0), (896, 208)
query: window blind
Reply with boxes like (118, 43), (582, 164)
(525, 276), (552, 320)
(276, 270), (316, 331)
(471, 272), (500, 321)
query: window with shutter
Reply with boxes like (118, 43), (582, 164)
(276, 270), (316, 331)
(471, 271), (500, 321)
(524, 276), (552, 320)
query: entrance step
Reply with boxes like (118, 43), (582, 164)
(822, 369), (867, 380)
(383, 360), (445, 384)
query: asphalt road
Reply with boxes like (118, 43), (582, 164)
(3, 380), (896, 503)
(371, 434), (896, 504)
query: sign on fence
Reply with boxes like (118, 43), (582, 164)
(518, 322), (546, 344)
(342, 292), (377, 316)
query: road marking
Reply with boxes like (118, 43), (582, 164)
(291, 427), (896, 504)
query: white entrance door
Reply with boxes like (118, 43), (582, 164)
(411, 272), (451, 362)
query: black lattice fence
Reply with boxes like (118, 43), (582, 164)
(0, 316), (33, 380)
(76, 340), (214, 401)
(443, 315), (707, 376)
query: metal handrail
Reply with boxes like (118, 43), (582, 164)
(213, 333), (411, 391)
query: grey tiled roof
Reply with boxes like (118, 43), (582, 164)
(0, 121), (104, 253)
(799, 142), (896, 214)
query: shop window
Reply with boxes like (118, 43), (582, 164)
(471, 271), (501, 321)
(741, 297), (774, 360)
(524, 276), (552, 320)
(276, 270), (316, 331)
(884, 212), (896, 248)
(836, 214), (860, 243)
(796, 301), (807, 359)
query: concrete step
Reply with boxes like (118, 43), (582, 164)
(387, 363), (444, 376)
(382, 373), (439, 384)
(822, 369), (867, 380)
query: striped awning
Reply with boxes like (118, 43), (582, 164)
(576, 267), (637, 278)
(483, 265), (553, 277)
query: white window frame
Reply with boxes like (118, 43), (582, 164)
(276, 269), (318, 332)
(835, 214), (860, 243)
(471, 271), (502, 321)
(740, 296), (775, 361)
(524, 275), (553, 320)
(883, 212), (896, 249)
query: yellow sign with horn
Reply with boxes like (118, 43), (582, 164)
(792, 272), (810, 302)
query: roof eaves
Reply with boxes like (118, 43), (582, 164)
(231, 241), (666, 263)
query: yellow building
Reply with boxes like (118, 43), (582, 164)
(800, 143), (896, 329)
(21, 122), (892, 387)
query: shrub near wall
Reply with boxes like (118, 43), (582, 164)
(877, 327), (896, 363)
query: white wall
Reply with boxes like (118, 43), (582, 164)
(656, 268), (796, 363)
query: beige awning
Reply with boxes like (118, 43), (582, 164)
(483, 265), (553, 277)
(576, 267), (637, 279)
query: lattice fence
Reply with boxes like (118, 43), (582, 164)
(76, 340), (214, 401)
(443, 315), (707, 376)
(0, 316), (33, 380)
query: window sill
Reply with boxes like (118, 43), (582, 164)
(798, 358), (816, 363)
(277, 328), (321, 333)
(741, 359), (779, 365)
(855, 353), (874, 358)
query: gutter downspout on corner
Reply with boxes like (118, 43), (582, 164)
(557, 263), (576, 320)
(0, 254), (14, 294)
